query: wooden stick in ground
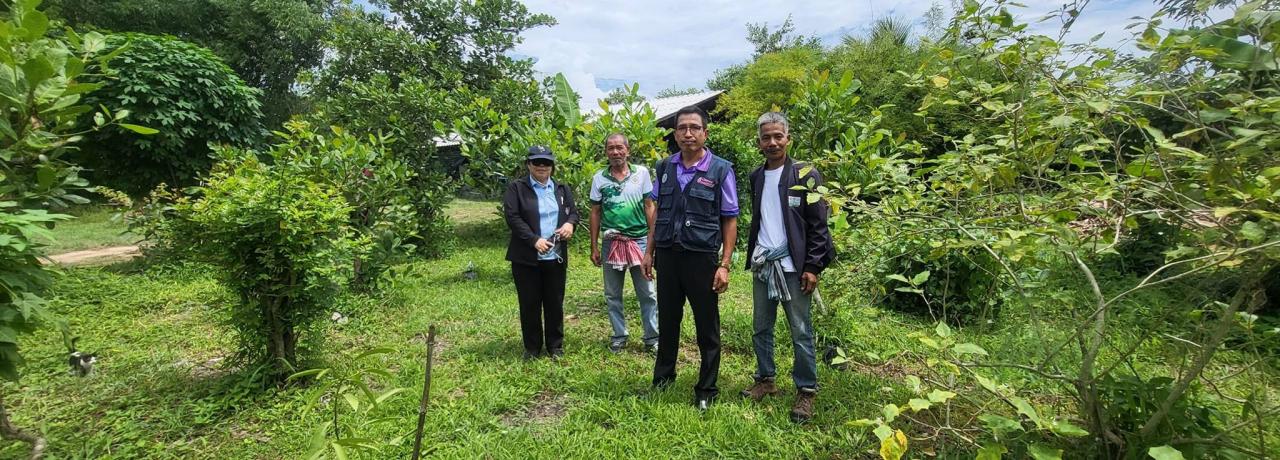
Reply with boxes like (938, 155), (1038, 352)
(410, 325), (437, 460)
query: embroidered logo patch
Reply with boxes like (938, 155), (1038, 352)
(696, 177), (716, 187)
(788, 196), (802, 207)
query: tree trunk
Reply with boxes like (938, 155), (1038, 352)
(0, 392), (46, 460)
(1137, 281), (1260, 438)
(265, 295), (293, 381)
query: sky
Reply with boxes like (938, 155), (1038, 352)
(510, 0), (1173, 108)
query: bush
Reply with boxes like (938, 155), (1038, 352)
(270, 121), (420, 288)
(77, 33), (265, 195)
(163, 149), (368, 379)
(874, 233), (1005, 324)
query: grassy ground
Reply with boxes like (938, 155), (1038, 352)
(4, 199), (1275, 459)
(1, 199), (908, 459)
(36, 206), (138, 253)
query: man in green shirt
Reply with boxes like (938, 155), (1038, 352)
(589, 133), (658, 354)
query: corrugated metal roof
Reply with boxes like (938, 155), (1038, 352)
(589, 89), (723, 122)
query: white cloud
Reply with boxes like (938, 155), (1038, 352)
(512, 1), (1196, 108)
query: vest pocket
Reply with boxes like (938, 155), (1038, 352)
(686, 185), (717, 217)
(683, 218), (719, 250)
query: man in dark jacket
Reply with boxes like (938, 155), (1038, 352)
(739, 112), (835, 423)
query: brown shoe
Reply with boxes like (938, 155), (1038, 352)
(790, 389), (816, 423)
(740, 378), (780, 401)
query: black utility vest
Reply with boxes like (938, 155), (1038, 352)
(653, 154), (731, 253)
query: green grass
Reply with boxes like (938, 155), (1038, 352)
(2, 199), (1275, 458)
(37, 206), (137, 253)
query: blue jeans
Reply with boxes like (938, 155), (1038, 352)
(751, 272), (817, 389)
(602, 238), (658, 345)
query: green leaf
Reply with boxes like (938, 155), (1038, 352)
(872, 423), (893, 441)
(20, 10), (49, 39)
(935, 322), (952, 338)
(1085, 100), (1111, 114)
(911, 270), (931, 285)
(305, 424), (328, 460)
(908, 398), (932, 411)
(1214, 207), (1241, 218)
(35, 166), (54, 190)
(1049, 420), (1089, 437)
(976, 443), (1008, 460)
(551, 73), (580, 126)
(374, 387), (407, 405)
(978, 414), (1024, 436)
(847, 418), (878, 428)
(904, 375), (922, 394)
(1027, 443), (1063, 460)
(331, 442), (349, 460)
(952, 343), (989, 356)
(885, 274), (910, 284)
(927, 389), (957, 403)
(342, 392), (360, 412)
(882, 403), (901, 423)
(119, 123), (159, 135)
(975, 374), (999, 393)
(1048, 114), (1077, 129)
(1239, 221), (1265, 243)
(1148, 445), (1186, 460)
(1011, 397), (1042, 426)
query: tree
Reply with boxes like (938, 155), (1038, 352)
(716, 46), (826, 120)
(76, 33), (265, 195)
(654, 86), (702, 99)
(0, 0), (142, 456)
(604, 86), (645, 105)
(306, 0), (554, 253)
(745, 14), (821, 58)
(45, 0), (335, 126)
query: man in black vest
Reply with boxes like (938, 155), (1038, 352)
(740, 111), (834, 423)
(642, 106), (739, 411)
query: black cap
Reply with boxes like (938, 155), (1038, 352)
(527, 145), (555, 163)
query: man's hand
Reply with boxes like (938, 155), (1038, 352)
(712, 266), (729, 293)
(800, 271), (819, 295)
(554, 223), (574, 240)
(641, 253), (654, 280)
(534, 238), (552, 254)
(591, 247), (602, 266)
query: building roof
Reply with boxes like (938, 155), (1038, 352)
(591, 89), (723, 124)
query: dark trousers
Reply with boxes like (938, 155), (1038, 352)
(652, 247), (721, 399)
(511, 260), (566, 354)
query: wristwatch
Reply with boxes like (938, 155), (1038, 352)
(718, 261), (730, 270)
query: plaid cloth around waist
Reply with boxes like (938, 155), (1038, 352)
(604, 229), (644, 271)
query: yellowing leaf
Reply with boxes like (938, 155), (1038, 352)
(931, 75), (950, 88)
(879, 429), (908, 460)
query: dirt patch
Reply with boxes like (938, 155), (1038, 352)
(851, 360), (912, 380)
(229, 426), (271, 443)
(499, 390), (568, 427)
(43, 245), (140, 266)
(174, 356), (228, 380)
